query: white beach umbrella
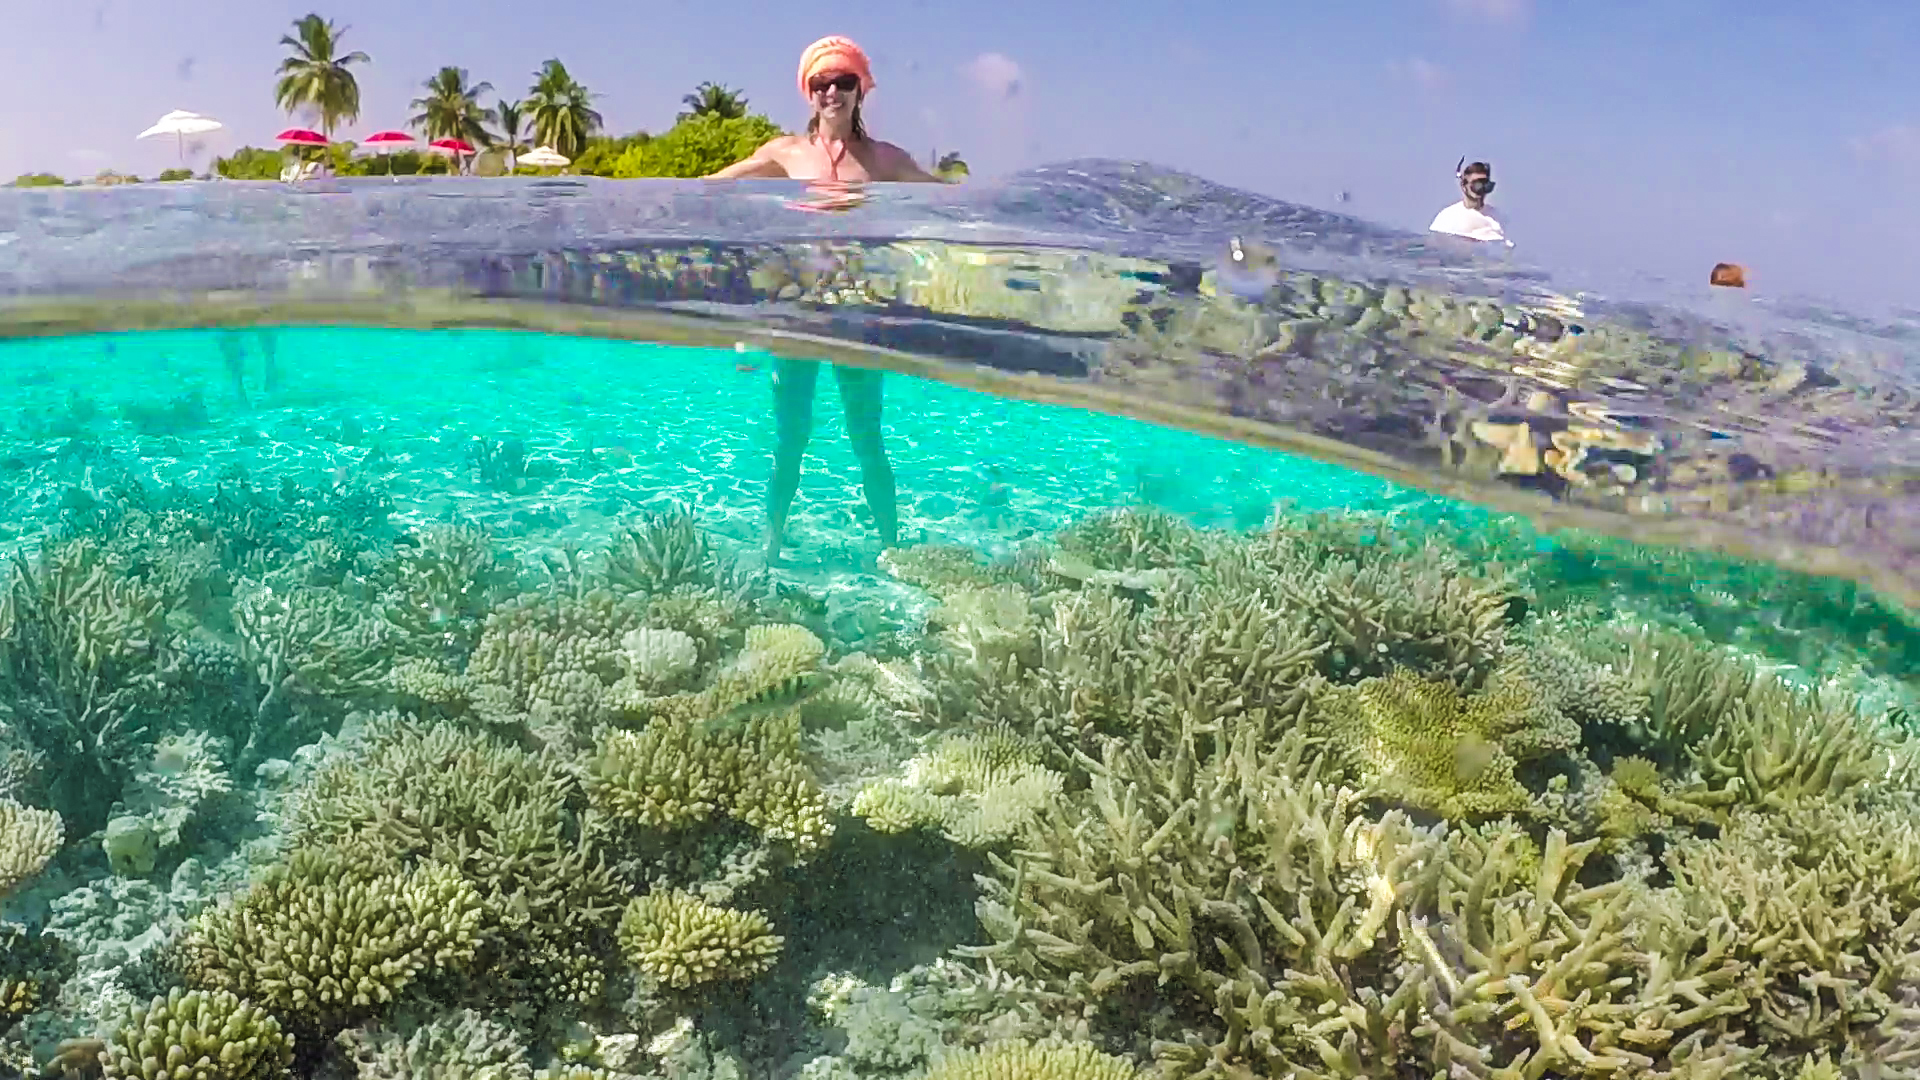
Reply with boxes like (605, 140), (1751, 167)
(137, 110), (224, 165)
(519, 145), (570, 168)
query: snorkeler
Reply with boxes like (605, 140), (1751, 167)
(709, 36), (945, 563)
(1430, 159), (1513, 246)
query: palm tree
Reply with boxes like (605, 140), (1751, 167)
(274, 14), (369, 138)
(934, 151), (970, 181)
(410, 67), (494, 176)
(526, 60), (603, 161)
(491, 98), (528, 168)
(678, 82), (748, 123)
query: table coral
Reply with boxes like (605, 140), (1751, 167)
(1315, 661), (1579, 819)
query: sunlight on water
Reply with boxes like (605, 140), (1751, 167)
(0, 166), (1915, 1080)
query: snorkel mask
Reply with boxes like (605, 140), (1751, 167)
(1456, 157), (1496, 197)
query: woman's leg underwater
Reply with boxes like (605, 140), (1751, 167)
(766, 358), (821, 560)
(832, 365), (899, 547)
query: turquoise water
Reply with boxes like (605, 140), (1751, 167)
(0, 326), (1914, 1080)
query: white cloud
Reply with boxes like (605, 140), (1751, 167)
(1850, 124), (1920, 168)
(963, 52), (1024, 101)
(1445, 0), (1531, 23)
(1389, 57), (1451, 93)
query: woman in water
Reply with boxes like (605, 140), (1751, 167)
(710, 36), (945, 563)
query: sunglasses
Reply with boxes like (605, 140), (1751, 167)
(809, 73), (861, 95)
(1463, 176), (1496, 195)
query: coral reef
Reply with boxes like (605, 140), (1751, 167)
(178, 847), (484, 1031)
(100, 986), (294, 1080)
(9, 448), (1918, 1080)
(615, 889), (783, 990)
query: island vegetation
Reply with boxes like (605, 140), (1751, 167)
(9, 12), (969, 186)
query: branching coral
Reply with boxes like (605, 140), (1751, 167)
(294, 716), (621, 1009)
(922, 1040), (1139, 1080)
(179, 847), (484, 1031)
(587, 704), (833, 856)
(615, 889), (783, 989)
(0, 796), (62, 900)
(379, 524), (522, 667)
(0, 537), (170, 831)
(100, 986), (294, 1080)
(852, 728), (1064, 847)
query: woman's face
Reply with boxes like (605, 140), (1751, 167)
(809, 72), (861, 121)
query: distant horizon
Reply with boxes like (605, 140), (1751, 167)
(5, 2), (1918, 308)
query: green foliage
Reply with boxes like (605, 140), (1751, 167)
(935, 151), (970, 181)
(607, 113), (784, 179)
(10, 172), (66, 187)
(571, 132), (649, 176)
(156, 168), (194, 182)
(213, 147), (286, 180)
(274, 13), (369, 137)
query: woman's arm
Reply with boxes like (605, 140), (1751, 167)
(706, 139), (790, 179)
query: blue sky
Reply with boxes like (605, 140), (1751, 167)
(4, 1), (1917, 304)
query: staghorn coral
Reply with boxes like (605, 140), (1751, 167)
(602, 506), (737, 598)
(230, 579), (392, 748)
(921, 1040), (1139, 1080)
(179, 847), (484, 1031)
(0, 537), (170, 832)
(615, 889), (783, 990)
(1315, 661), (1580, 819)
(959, 711), (1827, 1079)
(100, 986), (294, 1080)
(852, 729), (1064, 848)
(379, 524), (522, 667)
(1655, 798), (1920, 1065)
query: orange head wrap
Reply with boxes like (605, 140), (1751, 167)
(798, 36), (875, 100)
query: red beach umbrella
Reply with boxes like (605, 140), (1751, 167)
(363, 130), (415, 147)
(275, 128), (330, 147)
(427, 138), (475, 155)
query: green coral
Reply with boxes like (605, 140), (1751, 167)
(180, 847), (484, 1030)
(100, 987), (294, 1080)
(1315, 661), (1579, 818)
(922, 1041), (1138, 1080)
(615, 889), (783, 989)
